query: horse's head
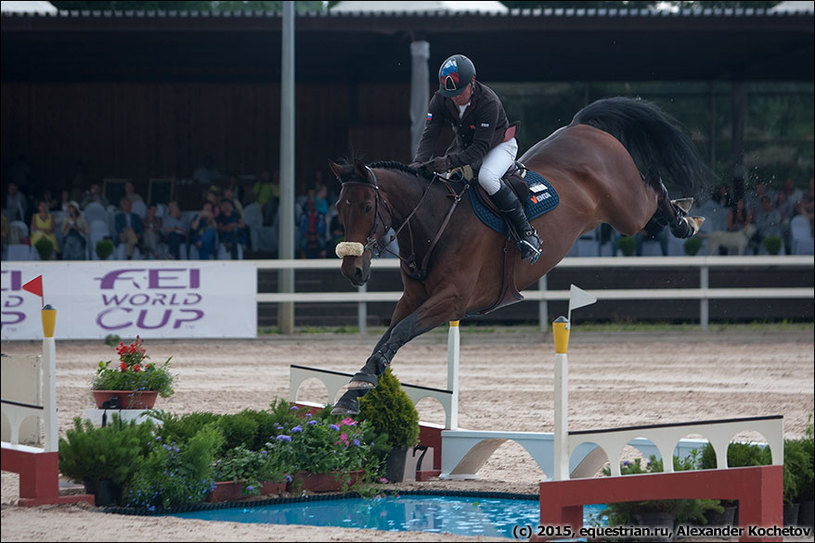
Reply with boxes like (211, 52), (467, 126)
(329, 159), (389, 287)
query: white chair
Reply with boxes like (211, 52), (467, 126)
(790, 215), (814, 255)
(83, 202), (108, 226)
(6, 221), (31, 261)
(131, 200), (147, 219)
(89, 220), (111, 260)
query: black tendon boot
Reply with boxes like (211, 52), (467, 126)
(489, 183), (542, 263)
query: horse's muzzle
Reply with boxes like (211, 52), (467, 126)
(340, 255), (371, 287)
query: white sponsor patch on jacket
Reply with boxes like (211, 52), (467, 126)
(480, 123), (490, 127)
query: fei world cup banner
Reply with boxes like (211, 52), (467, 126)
(1, 261), (257, 340)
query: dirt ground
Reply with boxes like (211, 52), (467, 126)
(2, 326), (813, 542)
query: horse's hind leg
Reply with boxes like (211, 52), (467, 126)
(650, 174), (704, 238)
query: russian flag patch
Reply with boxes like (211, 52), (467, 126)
(426, 112), (433, 121)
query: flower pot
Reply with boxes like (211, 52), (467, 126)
(704, 503), (737, 527)
(798, 500), (814, 528)
(207, 479), (287, 502)
(385, 447), (409, 483)
(290, 470), (364, 493)
(83, 478), (122, 506)
(784, 502), (800, 526)
(92, 390), (158, 409)
(634, 512), (675, 542)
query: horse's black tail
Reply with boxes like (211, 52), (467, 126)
(570, 97), (714, 199)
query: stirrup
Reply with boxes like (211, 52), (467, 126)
(519, 239), (541, 264)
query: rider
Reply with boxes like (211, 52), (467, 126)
(410, 54), (542, 262)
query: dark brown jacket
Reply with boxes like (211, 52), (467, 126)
(413, 81), (511, 171)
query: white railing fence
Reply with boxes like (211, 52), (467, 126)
(254, 255), (814, 332)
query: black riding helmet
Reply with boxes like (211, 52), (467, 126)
(438, 54), (476, 98)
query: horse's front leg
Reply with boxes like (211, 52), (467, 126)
(331, 289), (462, 415)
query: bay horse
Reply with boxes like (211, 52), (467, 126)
(328, 97), (711, 415)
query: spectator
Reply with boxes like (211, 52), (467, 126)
(314, 184), (330, 216)
(162, 200), (188, 260)
(752, 196), (783, 253)
(142, 203), (163, 259)
(205, 188), (222, 220)
(224, 174), (245, 208)
(217, 198), (245, 259)
(800, 176), (814, 231)
(30, 200), (59, 259)
(223, 186), (244, 220)
(59, 189), (73, 213)
(81, 183), (110, 210)
(713, 183), (734, 209)
(253, 169), (279, 225)
(726, 198), (752, 232)
(780, 177), (804, 208)
(747, 181), (774, 217)
(124, 181), (144, 204)
(61, 201), (89, 260)
(3, 181), (27, 223)
(190, 201), (217, 260)
(298, 198), (327, 259)
(114, 197), (144, 260)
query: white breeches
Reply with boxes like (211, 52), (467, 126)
(478, 138), (518, 196)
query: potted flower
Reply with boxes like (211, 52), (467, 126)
(358, 367), (420, 483)
(95, 238), (114, 260)
(91, 336), (174, 409)
(209, 445), (289, 501)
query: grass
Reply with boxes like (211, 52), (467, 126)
(258, 321), (813, 336)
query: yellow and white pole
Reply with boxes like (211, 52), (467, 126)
(447, 321), (460, 430)
(552, 316), (570, 480)
(41, 305), (58, 453)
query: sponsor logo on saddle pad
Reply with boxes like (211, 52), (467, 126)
(470, 170), (560, 234)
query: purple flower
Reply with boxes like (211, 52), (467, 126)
(286, 474), (293, 483)
(306, 420), (318, 426)
(290, 405), (299, 411)
(291, 425), (303, 433)
(247, 485), (255, 492)
(305, 413), (313, 419)
(379, 477), (389, 483)
(260, 450), (268, 455)
(352, 439), (361, 447)
(276, 434), (292, 442)
(623, 461), (630, 467)
(329, 424), (340, 431)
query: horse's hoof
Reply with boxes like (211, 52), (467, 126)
(671, 197), (694, 213)
(331, 392), (360, 415)
(347, 380), (375, 390)
(687, 216), (705, 236)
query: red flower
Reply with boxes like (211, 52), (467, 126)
(120, 362), (127, 372)
(133, 364), (141, 372)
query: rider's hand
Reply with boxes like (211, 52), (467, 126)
(421, 156), (451, 174)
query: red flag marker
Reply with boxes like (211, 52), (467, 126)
(22, 275), (44, 306)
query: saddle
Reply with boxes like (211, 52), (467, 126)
(444, 162), (560, 316)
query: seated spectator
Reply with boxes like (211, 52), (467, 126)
(3, 181), (27, 223)
(61, 201), (89, 260)
(162, 200), (188, 260)
(224, 174), (245, 208)
(124, 181), (144, 204)
(222, 187), (244, 220)
(253, 170), (279, 225)
(58, 189), (72, 213)
(81, 182), (110, 210)
(114, 197), (144, 260)
(801, 176), (814, 231)
(752, 196), (783, 253)
(190, 201), (217, 260)
(31, 200), (59, 259)
(314, 184), (330, 216)
(217, 198), (245, 259)
(142, 203), (163, 259)
(726, 198), (752, 232)
(298, 198), (326, 259)
(205, 188), (222, 220)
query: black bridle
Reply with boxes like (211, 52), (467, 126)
(337, 164), (467, 281)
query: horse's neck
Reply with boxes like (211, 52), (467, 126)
(379, 171), (444, 231)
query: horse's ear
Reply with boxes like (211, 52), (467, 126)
(353, 159), (370, 182)
(328, 160), (344, 180)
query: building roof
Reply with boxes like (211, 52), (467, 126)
(1, 7), (812, 83)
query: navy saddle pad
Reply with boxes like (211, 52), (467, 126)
(469, 169), (559, 234)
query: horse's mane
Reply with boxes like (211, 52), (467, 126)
(336, 159), (435, 184)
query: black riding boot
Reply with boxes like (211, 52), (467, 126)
(489, 183), (542, 263)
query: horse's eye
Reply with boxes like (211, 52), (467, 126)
(364, 204), (372, 213)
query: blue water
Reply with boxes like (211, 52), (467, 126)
(169, 494), (606, 539)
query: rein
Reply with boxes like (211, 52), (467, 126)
(341, 166), (469, 282)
